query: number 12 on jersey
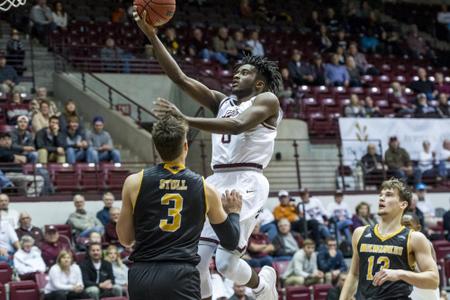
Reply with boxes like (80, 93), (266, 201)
(159, 193), (183, 232)
(366, 256), (390, 280)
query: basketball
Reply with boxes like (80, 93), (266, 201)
(134, 0), (176, 27)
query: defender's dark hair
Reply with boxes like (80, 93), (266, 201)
(152, 114), (188, 161)
(235, 55), (282, 94)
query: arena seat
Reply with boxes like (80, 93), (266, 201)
(9, 281), (40, 300)
(0, 283), (5, 300)
(312, 284), (333, 300)
(285, 286), (310, 300)
(76, 163), (104, 190)
(0, 263), (12, 284)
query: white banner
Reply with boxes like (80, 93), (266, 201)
(338, 118), (450, 165)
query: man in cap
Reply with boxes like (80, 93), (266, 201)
(87, 116), (121, 164)
(10, 115), (37, 163)
(273, 190), (300, 227)
(384, 136), (414, 183)
(40, 225), (73, 266)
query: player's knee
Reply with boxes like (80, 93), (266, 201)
(215, 257), (238, 278)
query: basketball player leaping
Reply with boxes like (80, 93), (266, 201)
(339, 178), (439, 300)
(134, 8), (282, 300)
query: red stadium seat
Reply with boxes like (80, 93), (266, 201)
(34, 272), (47, 291)
(0, 283), (5, 300)
(103, 164), (130, 191)
(313, 284), (333, 300)
(286, 286), (310, 300)
(76, 163), (104, 190)
(9, 281), (40, 300)
(0, 263), (12, 284)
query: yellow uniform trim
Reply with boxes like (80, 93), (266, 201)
(357, 225), (370, 245)
(407, 230), (416, 270)
(202, 177), (209, 218)
(131, 169), (144, 212)
(163, 162), (186, 174)
(374, 224), (405, 242)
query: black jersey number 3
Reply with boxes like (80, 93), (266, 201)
(159, 193), (183, 232)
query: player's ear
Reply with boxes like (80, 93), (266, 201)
(255, 79), (265, 91)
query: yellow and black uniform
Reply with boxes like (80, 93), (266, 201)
(356, 225), (414, 300)
(128, 163), (206, 300)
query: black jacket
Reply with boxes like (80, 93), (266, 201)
(35, 127), (67, 152)
(79, 258), (115, 288)
(10, 129), (34, 153)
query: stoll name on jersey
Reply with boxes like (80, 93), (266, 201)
(159, 179), (188, 191)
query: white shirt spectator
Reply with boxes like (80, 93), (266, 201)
(298, 197), (327, 224)
(13, 246), (46, 275)
(418, 149), (434, 172)
(111, 262), (128, 286)
(283, 249), (318, 278)
(0, 221), (19, 252)
(44, 263), (84, 294)
(417, 200), (435, 217)
(258, 208), (275, 226)
(246, 39), (264, 57)
(439, 147), (450, 169)
(52, 12), (67, 28)
(1, 208), (20, 229)
(326, 201), (351, 220)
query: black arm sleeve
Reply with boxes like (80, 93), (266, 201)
(211, 213), (240, 251)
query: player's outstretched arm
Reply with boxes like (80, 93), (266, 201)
(153, 92), (279, 134)
(340, 226), (365, 300)
(133, 8), (225, 114)
(204, 182), (242, 251)
(117, 172), (141, 247)
(373, 231), (439, 289)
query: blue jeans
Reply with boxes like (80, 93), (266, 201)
(336, 219), (353, 242)
(87, 148), (121, 164)
(79, 226), (104, 237)
(438, 160), (449, 178)
(66, 148), (87, 164)
(247, 255), (273, 268)
(260, 222), (278, 241)
(26, 152), (38, 163)
(0, 170), (13, 191)
(273, 255), (293, 261)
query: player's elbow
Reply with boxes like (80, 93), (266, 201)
(228, 119), (246, 135)
(429, 273), (440, 289)
(118, 235), (134, 248)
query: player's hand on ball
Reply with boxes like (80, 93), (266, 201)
(372, 269), (402, 286)
(132, 6), (155, 35)
(153, 97), (185, 119)
(222, 190), (242, 214)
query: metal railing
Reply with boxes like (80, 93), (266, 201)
(4, 137), (450, 198)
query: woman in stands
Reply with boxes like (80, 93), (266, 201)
(44, 250), (89, 300)
(351, 201), (377, 229)
(52, 2), (68, 31)
(59, 100), (84, 133)
(105, 245), (128, 294)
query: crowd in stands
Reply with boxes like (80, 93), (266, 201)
(0, 77), (122, 195)
(209, 188), (450, 299)
(0, 192), (129, 300)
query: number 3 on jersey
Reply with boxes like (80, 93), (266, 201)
(366, 256), (390, 280)
(159, 193), (183, 232)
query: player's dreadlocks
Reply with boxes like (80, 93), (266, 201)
(235, 55), (282, 95)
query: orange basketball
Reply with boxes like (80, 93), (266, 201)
(134, 0), (176, 27)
